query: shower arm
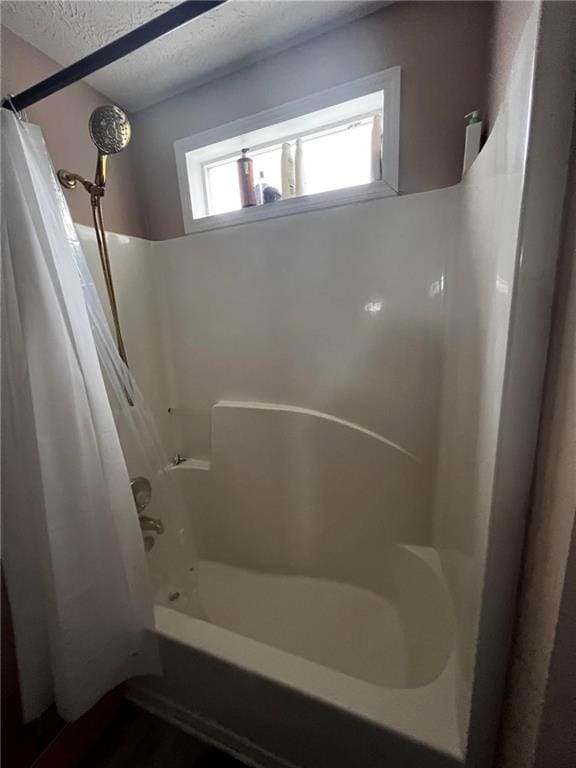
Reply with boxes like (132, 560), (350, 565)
(57, 168), (104, 201)
(58, 149), (109, 202)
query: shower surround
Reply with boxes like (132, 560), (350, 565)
(75, 6), (572, 766)
(78, 183), (462, 765)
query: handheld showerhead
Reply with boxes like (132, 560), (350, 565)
(89, 105), (131, 187)
(56, 104), (133, 382)
(89, 105), (131, 154)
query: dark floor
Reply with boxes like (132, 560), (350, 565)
(81, 701), (246, 768)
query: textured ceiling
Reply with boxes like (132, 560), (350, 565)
(3, 1), (388, 112)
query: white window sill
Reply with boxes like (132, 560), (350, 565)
(184, 181), (397, 235)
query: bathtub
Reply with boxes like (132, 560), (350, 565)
(128, 545), (462, 768)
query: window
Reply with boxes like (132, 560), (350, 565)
(175, 68), (400, 233)
(205, 113), (379, 217)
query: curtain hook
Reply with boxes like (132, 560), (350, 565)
(2, 94), (28, 121)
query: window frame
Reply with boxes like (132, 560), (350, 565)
(174, 67), (401, 234)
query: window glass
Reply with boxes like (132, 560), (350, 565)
(205, 118), (375, 216)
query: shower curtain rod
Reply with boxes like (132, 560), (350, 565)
(2, 1), (226, 113)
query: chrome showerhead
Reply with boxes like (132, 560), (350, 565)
(89, 105), (131, 155)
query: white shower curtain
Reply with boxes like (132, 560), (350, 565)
(0, 109), (159, 722)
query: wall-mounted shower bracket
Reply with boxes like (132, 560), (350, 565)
(57, 169), (104, 204)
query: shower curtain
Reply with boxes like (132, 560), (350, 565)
(0, 109), (159, 722)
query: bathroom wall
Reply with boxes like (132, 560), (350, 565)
(432, 6), (539, 756)
(131, 1), (494, 240)
(77, 185), (454, 579)
(434, 2), (576, 764)
(487, 0), (533, 128)
(495, 21), (576, 768)
(2, 2), (530, 243)
(154, 189), (454, 573)
(468, 0), (575, 758)
(497, 121), (576, 768)
(0, 26), (145, 238)
(76, 226), (171, 453)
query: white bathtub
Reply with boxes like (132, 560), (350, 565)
(129, 546), (463, 768)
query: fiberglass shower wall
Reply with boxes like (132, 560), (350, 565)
(153, 190), (452, 575)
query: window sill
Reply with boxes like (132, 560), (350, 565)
(184, 181), (397, 235)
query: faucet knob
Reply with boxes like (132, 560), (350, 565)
(139, 515), (164, 535)
(131, 476), (152, 512)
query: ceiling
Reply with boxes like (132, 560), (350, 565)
(3, 1), (388, 112)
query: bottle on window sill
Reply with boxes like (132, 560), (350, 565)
(462, 110), (483, 177)
(371, 114), (382, 182)
(254, 171), (267, 205)
(263, 186), (281, 203)
(281, 143), (296, 198)
(295, 138), (306, 196)
(237, 148), (257, 207)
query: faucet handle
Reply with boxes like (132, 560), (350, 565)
(139, 515), (164, 535)
(130, 476), (152, 512)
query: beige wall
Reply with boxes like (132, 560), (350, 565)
(1, 26), (146, 238)
(132, 1), (494, 240)
(2, 3), (531, 242)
